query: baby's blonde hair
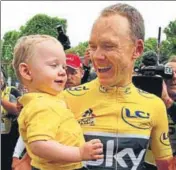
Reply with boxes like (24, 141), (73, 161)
(13, 34), (61, 80)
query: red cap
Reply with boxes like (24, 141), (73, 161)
(66, 54), (82, 69)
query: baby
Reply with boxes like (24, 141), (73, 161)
(13, 34), (103, 170)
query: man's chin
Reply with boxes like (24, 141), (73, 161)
(65, 83), (75, 88)
(99, 79), (114, 87)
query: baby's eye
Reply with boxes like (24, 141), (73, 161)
(50, 63), (58, 67)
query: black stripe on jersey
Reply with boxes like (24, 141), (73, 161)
(84, 133), (149, 170)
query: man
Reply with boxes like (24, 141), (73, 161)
(145, 56), (176, 169)
(63, 3), (174, 170)
(162, 56), (176, 122)
(65, 53), (84, 88)
(162, 56), (176, 155)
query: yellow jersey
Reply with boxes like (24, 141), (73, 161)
(63, 78), (173, 170)
(145, 115), (176, 166)
(1, 86), (14, 134)
(18, 93), (84, 170)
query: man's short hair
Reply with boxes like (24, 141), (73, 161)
(13, 34), (61, 80)
(100, 3), (145, 42)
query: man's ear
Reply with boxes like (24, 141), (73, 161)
(132, 39), (144, 60)
(19, 63), (32, 81)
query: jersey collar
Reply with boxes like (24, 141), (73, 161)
(95, 78), (136, 95)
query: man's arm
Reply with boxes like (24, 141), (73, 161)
(13, 136), (25, 158)
(12, 136), (26, 169)
(81, 65), (91, 84)
(167, 102), (176, 123)
(162, 81), (176, 123)
(1, 99), (18, 115)
(156, 158), (176, 170)
(81, 48), (91, 84)
(151, 99), (174, 170)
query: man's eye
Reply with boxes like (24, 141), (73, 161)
(89, 45), (97, 51)
(104, 45), (114, 49)
(73, 70), (77, 75)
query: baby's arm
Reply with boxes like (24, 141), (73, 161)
(30, 139), (103, 162)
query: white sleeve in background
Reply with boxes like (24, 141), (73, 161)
(13, 136), (25, 158)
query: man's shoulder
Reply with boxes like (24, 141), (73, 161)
(134, 87), (161, 100)
(63, 79), (98, 97)
(133, 87), (166, 108)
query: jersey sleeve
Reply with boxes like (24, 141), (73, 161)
(151, 98), (173, 160)
(25, 102), (61, 143)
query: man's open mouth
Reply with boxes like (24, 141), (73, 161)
(98, 66), (112, 73)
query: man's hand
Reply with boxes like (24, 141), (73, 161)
(11, 154), (31, 170)
(161, 81), (173, 108)
(12, 157), (21, 170)
(1, 99), (18, 115)
(156, 157), (176, 170)
(79, 139), (104, 160)
(83, 48), (91, 67)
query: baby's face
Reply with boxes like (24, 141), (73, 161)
(28, 40), (67, 95)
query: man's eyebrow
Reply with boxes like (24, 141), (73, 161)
(101, 40), (115, 44)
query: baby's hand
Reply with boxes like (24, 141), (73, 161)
(79, 139), (104, 160)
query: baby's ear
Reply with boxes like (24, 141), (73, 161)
(19, 63), (32, 81)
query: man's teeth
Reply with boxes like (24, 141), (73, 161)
(98, 66), (111, 73)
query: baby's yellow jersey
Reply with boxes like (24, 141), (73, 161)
(18, 93), (84, 170)
(63, 78), (173, 170)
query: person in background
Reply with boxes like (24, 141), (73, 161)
(12, 34), (103, 170)
(12, 87), (29, 170)
(145, 55), (176, 169)
(162, 55), (176, 157)
(81, 48), (97, 84)
(63, 3), (175, 170)
(65, 53), (84, 88)
(1, 70), (19, 170)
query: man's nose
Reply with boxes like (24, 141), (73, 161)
(93, 48), (105, 60)
(94, 55), (106, 60)
(173, 71), (176, 78)
(67, 73), (72, 79)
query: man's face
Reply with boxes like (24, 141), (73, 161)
(165, 62), (176, 100)
(26, 40), (67, 95)
(65, 66), (83, 88)
(89, 14), (141, 87)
